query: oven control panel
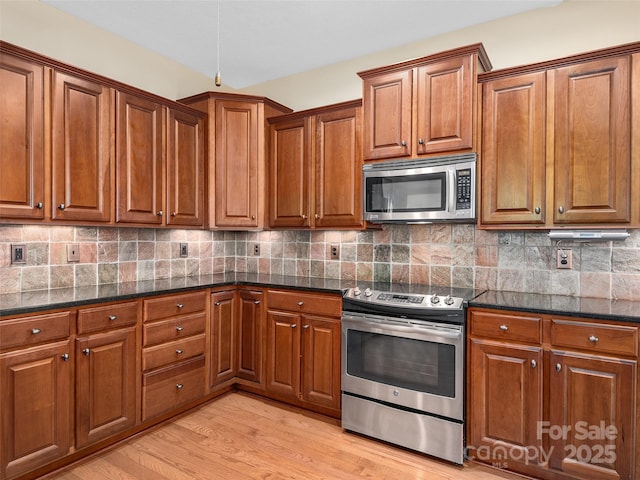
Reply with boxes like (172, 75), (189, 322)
(343, 287), (464, 310)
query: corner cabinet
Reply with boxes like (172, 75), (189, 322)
(178, 92), (292, 229)
(359, 43), (491, 161)
(467, 307), (638, 480)
(479, 42), (640, 229)
(268, 100), (364, 229)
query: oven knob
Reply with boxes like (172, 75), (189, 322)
(430, 294), (440, 304)
(364, 288), (373, 297)
(444, 295), (455, 305)
(353, 287), (361, 296)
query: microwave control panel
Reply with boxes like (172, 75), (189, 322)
(456, 169), (472, 210)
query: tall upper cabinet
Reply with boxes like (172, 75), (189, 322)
(0, 41), (206, 228)
(358, 43), (491, 161)
(479, 42), (640, 229)
(179, 92), (291, 229)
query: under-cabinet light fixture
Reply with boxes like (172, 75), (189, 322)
(548, 230), (630, 242)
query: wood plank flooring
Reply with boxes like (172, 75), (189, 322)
(48, 393), (528, 480)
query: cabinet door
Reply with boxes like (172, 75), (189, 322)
(416, 54), (473, 154)
(549, 351), (635, 480)
(237, 289), (263, 383)
(51, 71), (112, 222)
(215, 100), (260, 228)
(265, 310), (300, 398)
(166, 108), (205, 227)
(0, 53), (44, 220)
(314, 107), (363, 229)
(481, 72), (546, 225)
(0, 341), (72, 480)
(301, 316), (340, 410)
(467, 339), (544, 466)
(115, 91), (163, 224)
(269, 117), (311, 228)
(75, 327), (137, 449)
(210, 290), (237, 387)
(553, 56), (631, 224)
(362, 70), (412, 160)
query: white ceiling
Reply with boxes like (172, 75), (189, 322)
(42, 0), (560, 90)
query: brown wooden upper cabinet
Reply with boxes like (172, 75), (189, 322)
(179, 92), (292, 229)
(358, 43), (491, 161)
(0, 51), (45, 220)
(479, 42), (640, 229)
(268, 100), (364, 229)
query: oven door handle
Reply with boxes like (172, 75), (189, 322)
(342, 314), (462, 339)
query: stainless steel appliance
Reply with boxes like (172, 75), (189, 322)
(363, 153), (476, 223)
(341, 285), (473, 464)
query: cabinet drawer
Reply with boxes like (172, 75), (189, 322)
(77, 301), (138, 334)
(0, 311), (71, 349)
(469, 310), (542, 343)
(142, 356), (205, 421)
(267, 290), (342, 318)
(142, 334), (206, 371)
(551, 319), (638, 357)
(143, 312), (206, 347)
(143, 291), (207, 322)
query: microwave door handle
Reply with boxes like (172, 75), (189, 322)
(448, 170), (457, 213)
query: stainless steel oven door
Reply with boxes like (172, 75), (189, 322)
(341, 312), (464, 421)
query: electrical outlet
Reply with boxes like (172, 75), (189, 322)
(11, 244), (26, 264)
(330, 244), (340, 260)
(556, 249), (572, 269)
(180, 243), (188, 258)
(253, 244), (260, 256)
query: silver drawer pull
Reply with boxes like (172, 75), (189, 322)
(176, 349), (184, 355)
(588, 335), (599, 343)
(35, 202), (43, 209)
(176, 383), (184, 390)
(291, 323), (297, 328)
(531, 359), (537, 369)
(177, 303), (184, 309)
(297, 301), (304, 307)
(108, 315), (118, 321)
(499, 324), (508, 331)
(82, 348), (90, 356)
(31, 328), (42, 335)
(556, 363), (562, 372)
(302, 325), (310, 329)
(61, 354), (69, 362)
(254, 300), (260, 305)
(215, 302), (221, 306)
(176, 326), (184, 332)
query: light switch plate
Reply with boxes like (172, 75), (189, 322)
(180, 243), (188, 258)
(11, 244), (26, 264)
(67, 244), (80, 262)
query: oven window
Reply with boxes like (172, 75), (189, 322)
(346, 330), (455, 397)
(366, 173), (446, 213)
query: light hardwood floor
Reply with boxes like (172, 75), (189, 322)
(48, 393), (528, 480)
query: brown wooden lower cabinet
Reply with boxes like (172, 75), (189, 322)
(210, 289), (237, 387)
(467, 307), (638, 480)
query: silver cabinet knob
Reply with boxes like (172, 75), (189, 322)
(35, 202), (43, 209)
(291, 323), (297, 328)
(82, 348), (90, 356)
(589, 335), (599, 343)
(302, 324), (310, 329)
(297, 301), (304, 307)
(558, 206), (564, 214)
(57, 203), (65, 210)
(401, 140), (407, 147)
(176, 349), (184, 355)
(171, 212), (176, 217)
(531, 359), (537, 369)
(177, 303), (184, 309)
(176, 383), (184, 390)
(499, 324), (508, 331)
(556, 363), (562, 372)
(254, 300), (260, 305)
(214, 301), (221, 306)
(534, 206), (541, 214)
(157, 210), (163, 216)
(31, 328), (42, 335)
(176, 326), (184, 332)
(61, 354), (70, 362)
(108, 315), (118, 321)
(418, 138), (424, 145)
(315, 213), (320, 220)
(251, 215), (256, 220)
(301, 214), (308, 220)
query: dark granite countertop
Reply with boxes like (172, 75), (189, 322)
(470, 290), (640, 324)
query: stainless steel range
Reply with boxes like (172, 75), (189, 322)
(341, 285), (474, 465)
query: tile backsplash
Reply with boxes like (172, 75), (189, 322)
(1, 224), (639, 301)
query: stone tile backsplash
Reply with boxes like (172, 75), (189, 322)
(1, 224), (639, 301)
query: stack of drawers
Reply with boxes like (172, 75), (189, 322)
(141, 291), (207, 421)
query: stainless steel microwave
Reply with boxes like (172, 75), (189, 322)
(363, 153), (476, 223)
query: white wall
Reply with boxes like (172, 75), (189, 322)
(1, 0), (639, 110)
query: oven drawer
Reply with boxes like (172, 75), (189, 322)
(268, 290), (341, 317)
(551, 319), (638, 357)
(469, 310), (542, 344)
